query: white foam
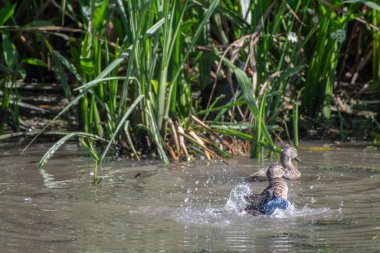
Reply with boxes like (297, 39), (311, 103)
(224, 183), (252, 213)
(271, 203), (334, 218)
(174, 183), (336, 226)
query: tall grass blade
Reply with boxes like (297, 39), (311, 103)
(292, 101), (299, 148)
(38, 133), (77, 170)
(100, 94), (143, 162)
(0, 4), (16, 26)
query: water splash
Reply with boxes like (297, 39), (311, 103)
(224, 183), (251, 213)
(173, 183), (252, 226)
(271, 203), (333, 218)
(223, 184), (333, 218)
(174, 181), (336, 226)
(337, 200), (344, 213)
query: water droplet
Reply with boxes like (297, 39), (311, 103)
(224, 183), (252, 213)
(24, 197), (32, 203)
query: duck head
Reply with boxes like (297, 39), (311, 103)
(280, 144), (301, 165)
(266, 164), (285, 180)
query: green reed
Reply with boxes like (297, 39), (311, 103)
(302, 2), (344, 119)
(374, 7), (380, 84)
(0, 4), (18, 134)
(31, 0), (220, 169)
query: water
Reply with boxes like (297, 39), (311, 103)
(0, 142), (379, 252)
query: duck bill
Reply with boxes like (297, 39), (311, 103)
(294, 157), (302, 163)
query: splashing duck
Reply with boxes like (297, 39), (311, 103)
(247, 144), (301, 182)
(244, 164), (289, 216)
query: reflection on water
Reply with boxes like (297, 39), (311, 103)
(0, 142), (379, 252)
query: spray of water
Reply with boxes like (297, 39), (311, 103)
(224, 183), (252, 213)
(174, 180), (336, 225)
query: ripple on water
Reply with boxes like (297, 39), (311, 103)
(173, 182), (335, 228)
(1, 143), (380, 252)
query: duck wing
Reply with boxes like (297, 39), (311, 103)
(244, 187), (274, 215)
(244, 187), (273, 206)
(283, 166), (301, 180)
(245, 167), (268, 182)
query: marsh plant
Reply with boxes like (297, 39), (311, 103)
(0, 0), (379, 180)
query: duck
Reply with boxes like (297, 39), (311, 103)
(246, 143), (301, 182)
(244, 164), (289, 216)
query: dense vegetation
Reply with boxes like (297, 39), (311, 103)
(1, 1), (379, 178)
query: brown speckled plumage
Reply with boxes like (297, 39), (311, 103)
(244, 164), (288, 215)
(280, 144), (301, 180)
(247, 144), (301, 182)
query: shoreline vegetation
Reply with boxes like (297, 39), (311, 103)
(1, 1), (379, 180)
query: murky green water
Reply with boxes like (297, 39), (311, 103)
(0, 142), (379, 252)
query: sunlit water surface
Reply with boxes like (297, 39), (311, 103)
(0, 142), (379, 252)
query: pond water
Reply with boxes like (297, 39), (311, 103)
(0, 142), (379, 252)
